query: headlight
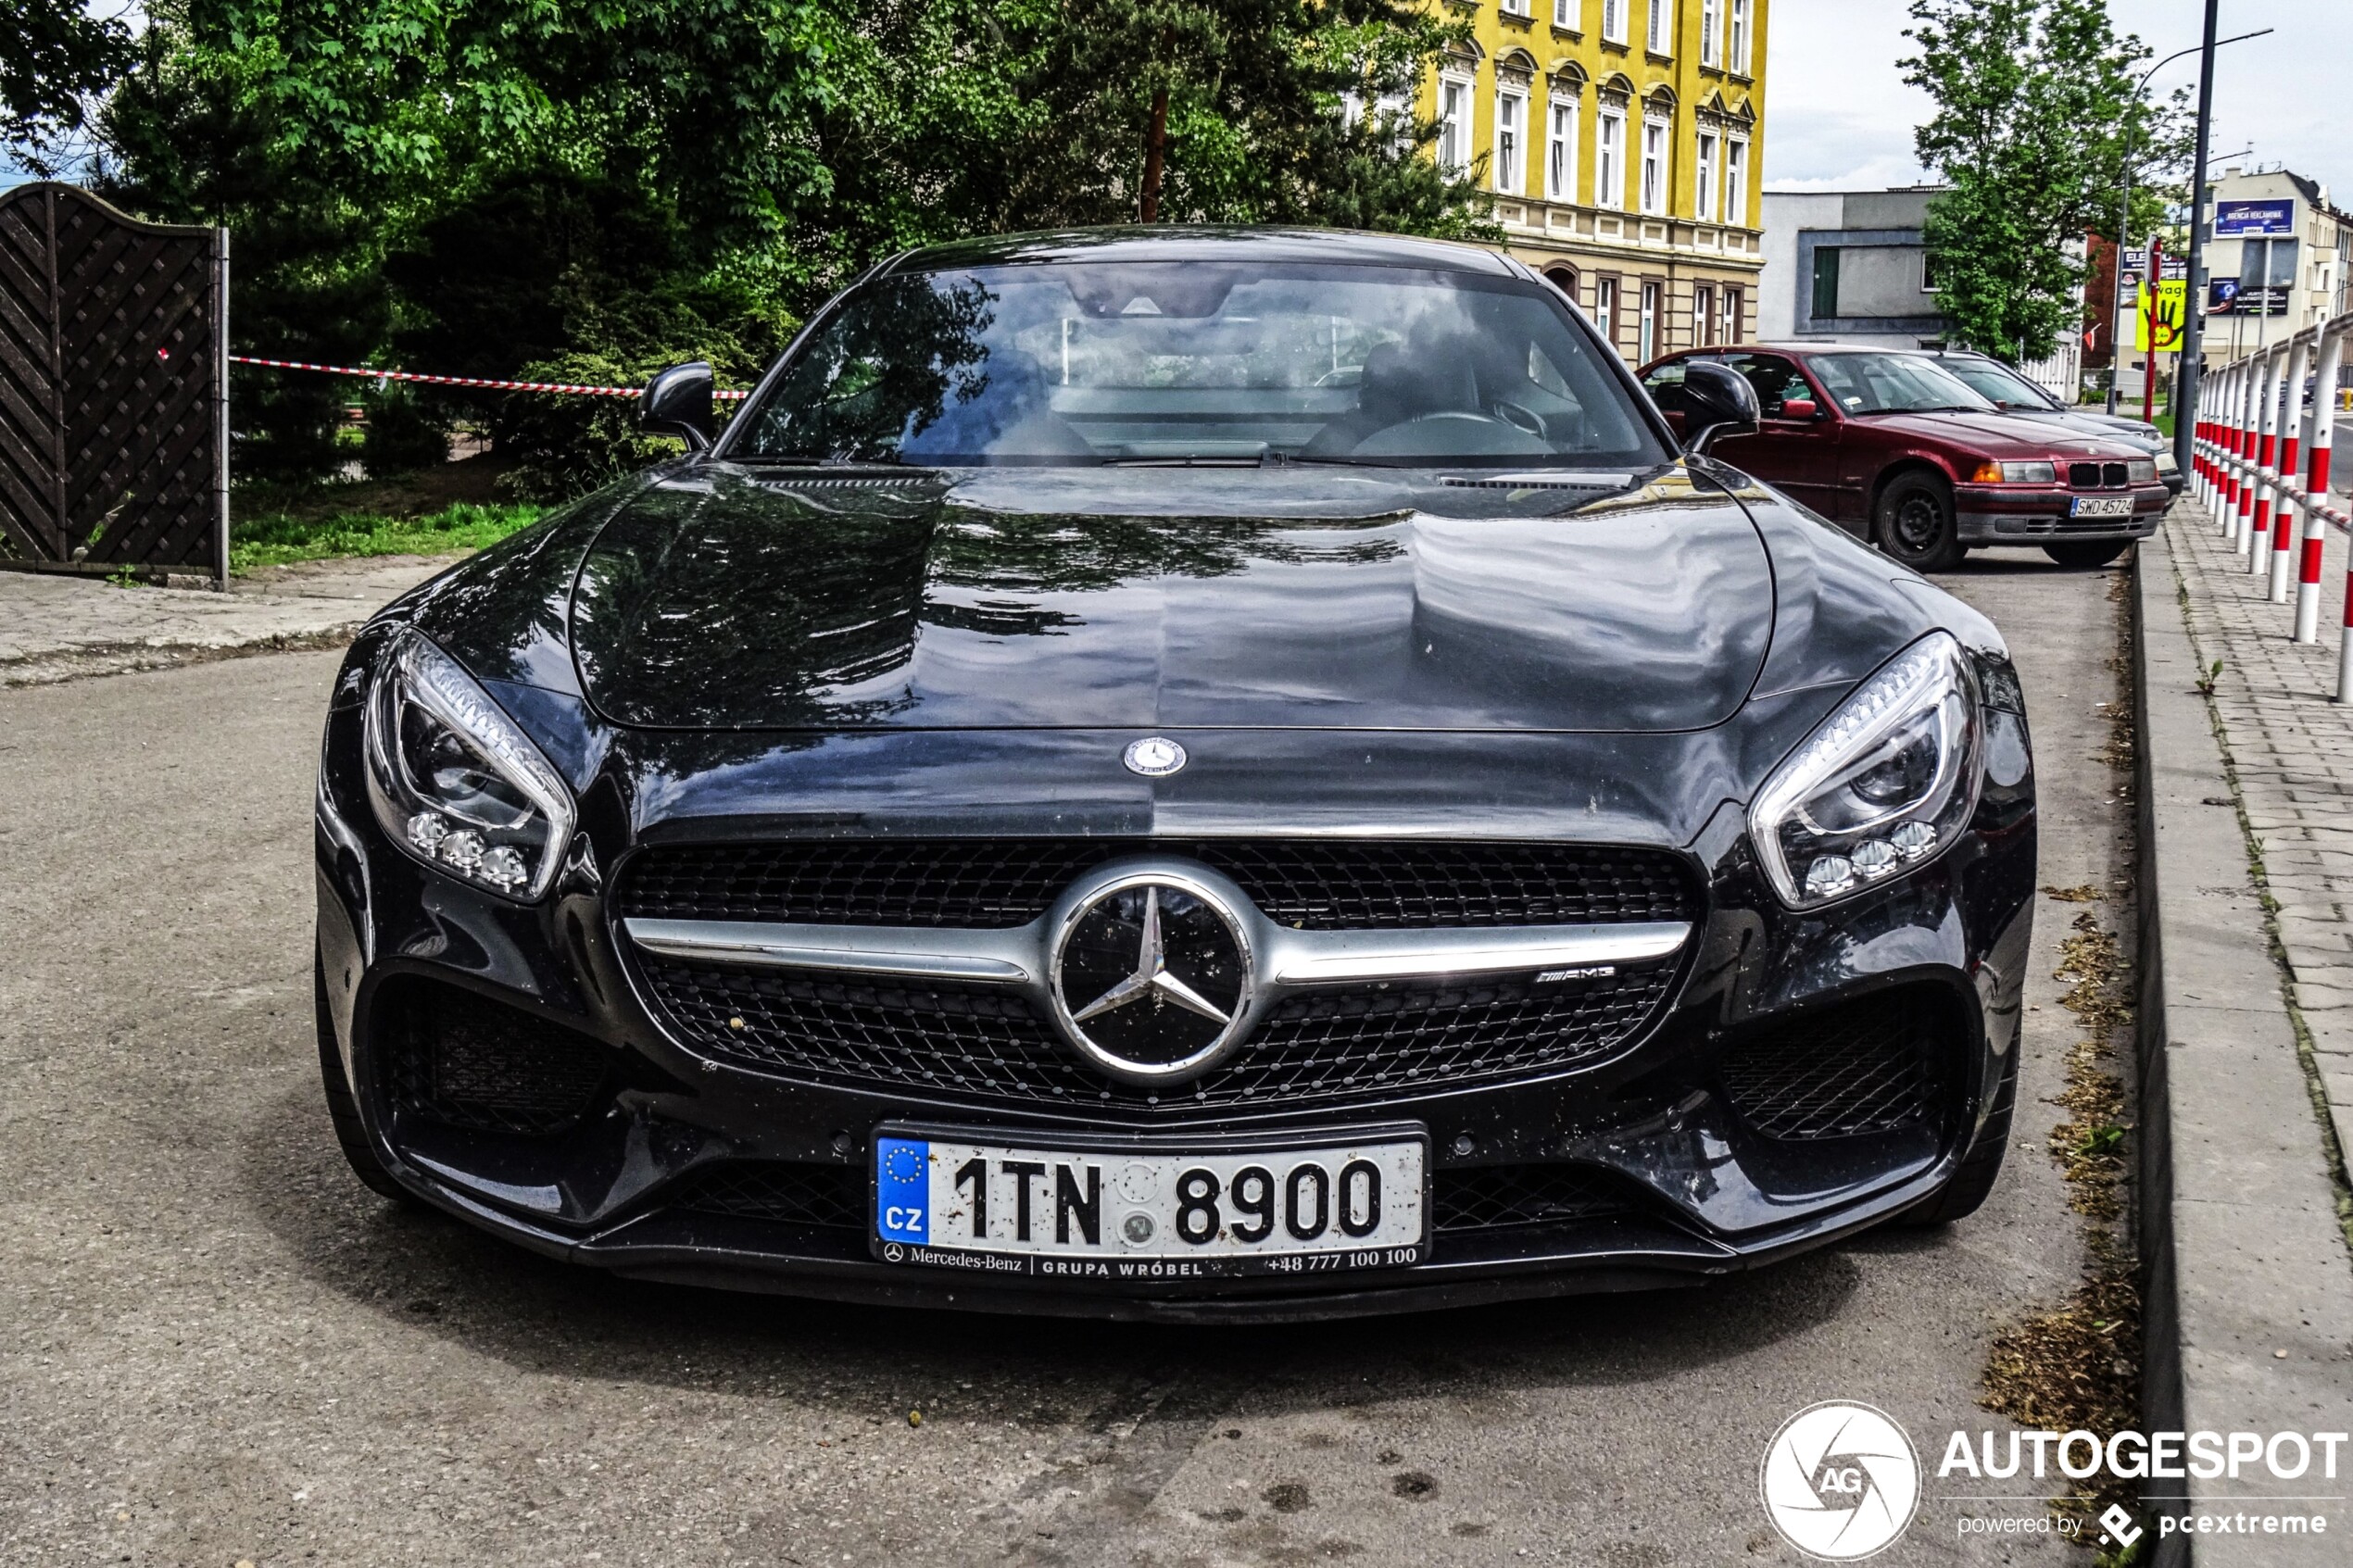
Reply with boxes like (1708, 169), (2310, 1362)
(2155, 448), (2179, 473)
(1749, 633), (1983, 909)
(1969, 460), (2056, 483)
(2128, 458), (2159, 482)
(363, 626), (575, 900)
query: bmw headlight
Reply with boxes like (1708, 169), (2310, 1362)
(363, 626), (575, 900)
(1750, 633), (1983, 909)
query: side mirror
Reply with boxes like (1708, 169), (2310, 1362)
(640, 361), (714, 452)
(1681, 360), (1763, 454)
(1778, 396), (1819, 420)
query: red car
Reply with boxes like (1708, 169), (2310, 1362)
(1638, 344), (2167, 570)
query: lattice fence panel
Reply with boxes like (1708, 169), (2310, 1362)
(0, 183), (224, 582)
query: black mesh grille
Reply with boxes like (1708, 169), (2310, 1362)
(615, 839), (1696, 931)
(1432, 1164), (1641, 1231)
(2069, 461), (2132, 490)
(637, 963), (1679, 1110)
(670, 1162), (864, 1229)
(1718, 988), (1958, 1140)
(384, 983), (610, 1136)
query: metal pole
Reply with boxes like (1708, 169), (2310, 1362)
(2143, 232), (2164, 425)
(2176, 0), (2222, 477)
(213, 226), (231, 591)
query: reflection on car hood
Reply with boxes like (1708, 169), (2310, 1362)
(1993, 408), (2164, 449)
(560, 463), (1774, 733)
(1863, 409), (2153, 458)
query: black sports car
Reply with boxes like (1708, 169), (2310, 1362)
(314, 229), (2035, 1320)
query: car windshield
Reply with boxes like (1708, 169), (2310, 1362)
(725, 261), (1667, 468)
(1937, 358), (2057, 409)
(1806, 352), (1998, 416)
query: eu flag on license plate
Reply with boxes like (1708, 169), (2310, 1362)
(875, 1136), (929, 1244)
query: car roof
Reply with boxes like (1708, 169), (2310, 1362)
(875, 226), (1527, 278)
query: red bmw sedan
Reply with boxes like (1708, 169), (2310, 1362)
(1638, 344), (2166, 570)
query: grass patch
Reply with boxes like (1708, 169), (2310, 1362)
(230, 500), (544, 572)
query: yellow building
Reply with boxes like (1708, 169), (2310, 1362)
(1418, 0), (1767, 363)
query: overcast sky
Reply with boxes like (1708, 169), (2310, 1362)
(1763, 0), (2353, 208)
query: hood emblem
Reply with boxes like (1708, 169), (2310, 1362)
(1047, 867), (1253, 1085)
(1123, 736), (1188, 777)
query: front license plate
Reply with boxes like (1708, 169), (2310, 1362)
(2070, 495), (2134, 518)
(872, 1125), (1428, 1280)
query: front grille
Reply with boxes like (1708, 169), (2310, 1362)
(616, 839), (1697, 932)
(384, 982), (610, 1136)
(1432, 1163), (1641, 1231)
(638, 963), (1680, 1111)
(2069, 461), (2131, 490)
(670, 1162), (864, 1229)
(1718, 987), (1958, 1140)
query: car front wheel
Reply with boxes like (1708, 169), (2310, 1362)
(1874, 471), (1966, 571)
(2043, 540), (2131, 569)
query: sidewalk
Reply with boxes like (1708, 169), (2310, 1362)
(0, 556), (453, 686)
(2136, 504), (2353, 1563)
(2168, 502), (2353, 1167)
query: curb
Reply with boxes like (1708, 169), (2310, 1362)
(2133, 518), (2353, 1565)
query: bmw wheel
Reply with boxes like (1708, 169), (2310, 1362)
(1875, 471), (1965, 572)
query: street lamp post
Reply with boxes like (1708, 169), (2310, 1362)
(2106, 27), (2269, 414)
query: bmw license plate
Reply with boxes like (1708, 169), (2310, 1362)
(2070, 495), (2134, 519)
(871, 1123), (1428, 1280)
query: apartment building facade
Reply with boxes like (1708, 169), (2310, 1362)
(1415, 0), (1768, 363)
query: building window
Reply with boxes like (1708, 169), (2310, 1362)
(1811, 247), (1842, 320)
(1602, 0), (1628, 45)
(1595, 276), (1618, 345)
(1694, 283), (1717, 346)
(1921, 250), (1938, 294)
(1721, 285), (1743, 343)
(1724, 137), (1748, 225)
(1547, 96), (1579, 200)
(1729, 0), (1751, 73)
(1596, 107), (1627, 208)
(1640, 116), (1667, 215)
(1694, 132), (1718, 221)
(1502, 0), (1531, 18)
(1494, 90), (1527, 194)
(1701, 0), (1721, 67)
(1438, 78), (1470, 174)
(1639, 281), (1661, 361)
(1554, 0), (1579, 29)
(1648, 0), (1675, 55)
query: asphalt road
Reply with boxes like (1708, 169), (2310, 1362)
(0, 545), (2129, 1567)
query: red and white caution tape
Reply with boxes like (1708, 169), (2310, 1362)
(228, 354), (750, 400)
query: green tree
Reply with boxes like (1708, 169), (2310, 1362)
(2, 0), (136, 174)
(1901, 0), (2188, 360)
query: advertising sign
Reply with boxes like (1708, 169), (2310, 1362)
(2214, 198), (2296, 236)
(2136, 279), (2186, 351)
(2208, 277), (2240, 311)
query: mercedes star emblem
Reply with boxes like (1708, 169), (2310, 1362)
(1122, 736), (1188, 777)
(1047, 865), (1253, 1085)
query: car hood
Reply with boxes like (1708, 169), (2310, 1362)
(1859, 409), (2150, 458)
(555, 462), (1776, 734)
(1999, 408), (2163, 449)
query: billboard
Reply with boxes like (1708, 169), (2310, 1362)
(2214, 198), (2296, 236)
(2137, 279), (2186, 351)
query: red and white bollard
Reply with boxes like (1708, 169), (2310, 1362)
(2298, 324), (2343, 643)
(2232, 358), (2256, 550)
(2273, 334), (2313, 602)
(2247, 349), (2278, 565)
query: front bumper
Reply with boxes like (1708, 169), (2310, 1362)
(313, 690), (2038, 1321)
(1955, 481), (2169, 545)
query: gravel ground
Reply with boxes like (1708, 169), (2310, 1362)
(0, 546), (2129, 1567)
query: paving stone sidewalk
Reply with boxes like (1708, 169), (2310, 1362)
(0, 555), (452, 686)
(2166, 496), (2353, 1180)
